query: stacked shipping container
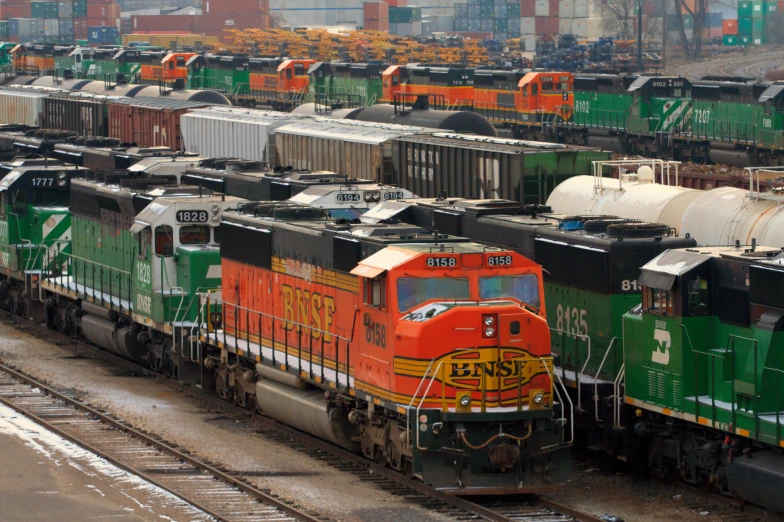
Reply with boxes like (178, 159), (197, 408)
(364, 1), (389, 31)
(453, 0), (522, 40)
(731, 0), (777, 45)
(1, 0), (120, 44)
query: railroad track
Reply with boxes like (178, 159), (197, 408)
(675, 50), (784, 80)
(0, 312), (604, 522)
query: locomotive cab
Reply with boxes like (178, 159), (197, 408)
(517, 72), (573, 123)
(276, 59), (315, 96)
(381, 65), (403, 104)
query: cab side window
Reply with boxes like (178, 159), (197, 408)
(644, 287), (674, 315)
(137, 228), (150, 258)
(364, 277), (386, 309)
(154, 225), (173, 256)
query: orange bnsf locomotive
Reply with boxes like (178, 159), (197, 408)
(198, 201), (570, 493)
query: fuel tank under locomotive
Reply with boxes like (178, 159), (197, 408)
(79, 302), (148, 360)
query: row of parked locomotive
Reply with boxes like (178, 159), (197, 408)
(3, 129), (784, 510)
(0, 143), (573, 494)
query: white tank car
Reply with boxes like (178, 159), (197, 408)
(545, 173), (702, 232)
(680, 187), (784, 247)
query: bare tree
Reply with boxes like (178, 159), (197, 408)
(599, 0), (663, 45)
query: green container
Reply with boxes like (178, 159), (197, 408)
(723, 34), (738, 46)
(494, 18), (507, 31)
(72, 0), (87, 18)
(0, 21), (7, 40)
(480, 4), (494, 16)
(740, 34), (752, 45)
(752, 17), (765, 32)
(31, 1), (59, 18)
(738, 0), (753, 16)
(751, 0), (767, 15)
(753, 34), (767, 44)
(738, 16), (753, 35)
(507, 2), (520, 16)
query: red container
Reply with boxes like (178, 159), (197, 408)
(535, 16), (557, 34)
(202, 0), (268, 15)
(86, 0), (116, 4)
(364, 18), (389, 30)
(87, 3), (120, 19)
(722, 19), (737, 35)
(108, 98), (214, 150)
(0, 4), (25, 19)
(521, 0), (535, 17)
(132, 15), (199, 32)
(364, 2), (389, 20)
(198, 13), (269, 31)
(548, 0), (559, 17)
(87, 18), (117, 27)
(386, 0), (406, 6)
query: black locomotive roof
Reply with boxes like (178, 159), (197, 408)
(0, 164), (86, 193)
(220, 202), (476, 273)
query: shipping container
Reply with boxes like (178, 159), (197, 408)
(723, 34), (738, 45)
(390, 134), (612, 203)
(534, 0), (548, 16)
(521, 34), (536, 50)
(0, 88), (50, 126)
(88, 25), (118, 44)
(58, 1), (73, 17)
(455, 3), (468, 16)
(520, 0), (535, 16)
(73, 0), (88, 17)
(738, 0), (753, 16)
(534, 15), (557, 33)
(122, 33), (220, 47)
(202, 0), (267, 14)
(87, 3), (120, 19)
(521, 16), (535, 33)
(31, 1), (59, 18)
(41, 92), (112, 136)
(573, 0), (590, 17)
(723, 18), (737, 34)
(181, 107), (314, 164)
(548, 0), (559, 16)
(558, 0), (574, 17)
(364, 1), (389, 20)
(274, 119), (426, 183)
(44, 18), (59, 38)
(131, 14), (199, 32)
(364, 18), (390, 30)
(107, 97), (213, 150)
(559, 17), (572, 33)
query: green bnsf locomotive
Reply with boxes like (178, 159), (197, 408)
(625, 245), (784, 512)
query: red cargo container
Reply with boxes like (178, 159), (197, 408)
(387, 0), (407, 6)
(548, 0), (559, 17)
(87, 18), (117, 27)
(521, 0), (535, 17)
(108, 98), (213, 150)
(202, 0), (268, 15)
(364, 1), (389, 20)
(87, 3), (120, 19)
(198, 13), (269, 31)
(364, 18), (389, 30)
(535, 16), (557, 33)
(722, 19), (737, 35)
(132, 14), (199, 32)
(0, 5), (25, 19)
(86, 0), (115, 4)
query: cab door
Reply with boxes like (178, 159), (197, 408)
(357, 274), (392, 393)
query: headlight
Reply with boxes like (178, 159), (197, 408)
(484, 326), (495, 337)
(210, 312), (222, 326)
(57, 171), (66, 179)
(533, 392), (544, 404)
(483, 315), (494, 326)
(211, 204), (220, 214)
(57, 178), (67, 187)
(373, 192), (380, 201)
(363, 192), (373, 202)
(459, 395), (471, 407)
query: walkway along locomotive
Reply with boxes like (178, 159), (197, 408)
(0, 158), (570, 494)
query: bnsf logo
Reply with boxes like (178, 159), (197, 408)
(136, 293), (152, 314)
(450, 360), (523, 378)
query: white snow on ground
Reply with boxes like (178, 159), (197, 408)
(0, 401), (212, 522)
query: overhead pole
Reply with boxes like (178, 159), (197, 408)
(638, 0), (644, 71)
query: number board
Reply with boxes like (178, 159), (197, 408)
(540, 76), (553, 82)
(487, 255), (513, 267)
(176, 210), (209, 223)
(426, 257), (457, 268)
(336, 193), (361, 203)
(31, 177), (55, 187)
(382, 191), (405, 201)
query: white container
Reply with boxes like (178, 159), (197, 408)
(585, 17), (603, 38)
(559, 18), (572, 34)
(180, 107), (314, 164)
(558, 0), (574, 18)
(44, 18), (59, 37)
(534, 0), (549, 16)
(521, 17), (536, 34)
(571, 17), (587, 36)
(545, 175), (703, 233)
(681, 187), (784, 247)
(573, 0), (589, 17)
(0, 89), (49, 126)
(522, 34), (537, 51)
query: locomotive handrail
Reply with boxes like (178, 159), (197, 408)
(763, 365), (784, 447)
(415, 359), (445, 450)
(549, 327), (590, 412)
(681, 323), (730, 430)
(543, 358), (573, 446)
(594, 337), (619, 422)
(612, 363), (625, 429)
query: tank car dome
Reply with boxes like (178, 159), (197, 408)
(290, 102), (364, 119)
(4, 75), (37, 86)
(680, 186), (784, 247)
(131, 86), (231, 105)
(29, 77), (93, 90)
(346, 104), (498, 137)
(545, 175), (702, 232)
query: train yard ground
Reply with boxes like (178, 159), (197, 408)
(0, 318), (781, 522)
(668, 46), (784, 80)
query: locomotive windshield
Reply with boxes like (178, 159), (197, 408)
(397, 277), (470, 312)
(479, 274), (540, 309)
